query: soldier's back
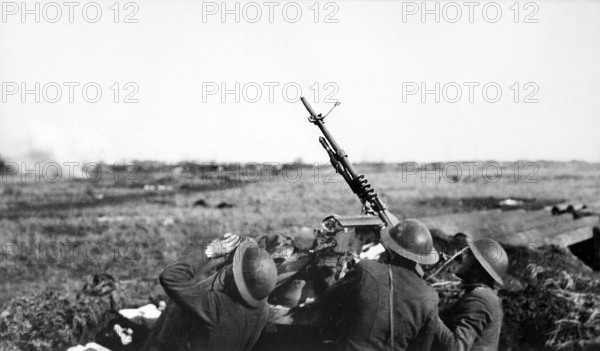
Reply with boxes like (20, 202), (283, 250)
(345, 260), (439, 351)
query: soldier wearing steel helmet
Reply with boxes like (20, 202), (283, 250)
(432, 238), (508, 351)
(320, 219), (441, 351)
(142, 234), (278, 351)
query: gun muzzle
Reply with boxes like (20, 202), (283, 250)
(300, 96), (317, 117)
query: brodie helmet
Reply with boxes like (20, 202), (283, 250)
(468, 238), (509, 286)
(380, 219), (439, 265)
(233, 240), (278, 307)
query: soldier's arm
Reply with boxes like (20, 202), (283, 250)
(159, 242), (219, 288)
(244, 304), (270, 351)
(414, 293), (441, 351)
(432, 316), (464, 351)
(317, 261), (363, 320)
(432, 291), (494, 351)
(160, 234), (240, 291)
(319, 262), (362, 301)
(159, 242), (224, 325)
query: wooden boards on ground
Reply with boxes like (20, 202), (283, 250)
(421, 208), (599, 247)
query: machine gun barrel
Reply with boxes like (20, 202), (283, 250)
(319, 136), (354, 187)
(300, 97), (399, 227)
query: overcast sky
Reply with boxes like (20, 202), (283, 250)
(1, 0), (599, 164)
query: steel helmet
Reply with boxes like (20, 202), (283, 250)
(233, 240), (278, 307)
(380, 219), (439, 265)
(468, 238), (509, 286)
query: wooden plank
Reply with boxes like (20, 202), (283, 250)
(464, 210), (554, 238)
(451, 210), (526, 239)
(447, 211), (569, 240)
(585, 200), (600, 211)
(495, 210), (555, 234)
(421, 210), (501, 235)
(500, 216), (600, 246)
(453, 210), (525, 233)
(421, 209), (501, 225)
(493, 214), (574, 240)
(547, 227), (595, 247)
(502, 217), (599, 246)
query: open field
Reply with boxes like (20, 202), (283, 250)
(1, 160), (600, 350)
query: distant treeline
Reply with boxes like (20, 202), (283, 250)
(1, 158), (599, 177)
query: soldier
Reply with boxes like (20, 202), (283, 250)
(432, 238), (508, 351)
(321, 219), (441, 351)
(142, 234), (278, 351)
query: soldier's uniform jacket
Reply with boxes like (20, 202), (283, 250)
(141, 242), (269, 351)
(432, 284), (503, 351)
(321, 259), (440, 351)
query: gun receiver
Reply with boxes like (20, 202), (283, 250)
(300, 97), (399, 227)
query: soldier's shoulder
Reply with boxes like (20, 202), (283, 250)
(421, 282), (439, 302)
(395, 265), (439, 303)
(470, 286), (499, 301)
(355, 259), (389, 280)
(358, 259), (394, 276)
(408, 279), (438, 313)
(358, 258), (384, 269)
(407, 270), (438, 303)
(465, 286), (502, 312)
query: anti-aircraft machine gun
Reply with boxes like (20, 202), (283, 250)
(297, 97), (400, 265)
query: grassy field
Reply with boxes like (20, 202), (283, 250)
(1, 160), (599, 349)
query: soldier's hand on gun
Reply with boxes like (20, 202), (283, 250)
(205, 233), (241, 259)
